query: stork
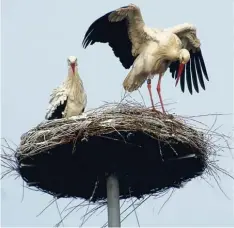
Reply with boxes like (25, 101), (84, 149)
(82, 4), (209, 113)
(45, 56), (87, 120)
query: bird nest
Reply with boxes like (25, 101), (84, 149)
(1, 102), (225, 202)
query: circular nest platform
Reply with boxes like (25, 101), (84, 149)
(16, 103), (208, 202)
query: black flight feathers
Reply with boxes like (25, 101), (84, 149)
(169, 50), (209, 94)
(82, 7), (209, 94)
(46, 100), (67, 120)
(82, 7), (135, 69)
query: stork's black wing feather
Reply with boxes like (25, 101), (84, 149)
(82, 7), (135, 69)
(47, 100), (67, 120)
(197, 51), (209, 81)
(186, 59), (192, 94)
(169, 61), (178, 79)
(169, 50), (208, 94)
(190, 55), (199, 93)
(194, 52), (205, 90)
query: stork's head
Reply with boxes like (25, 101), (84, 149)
(175, 49), (190, 86)
(67, 56), (78, 75)
(179, 49), (190, 64)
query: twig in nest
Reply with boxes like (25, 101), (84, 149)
(158, 188), (176, 214)
(36, 197), (58, 217)
(129, 188), (140, 227)
(80, 179), (99, 227)
(54, 199), (87, 227)
(61, 199), (75, 214)
(80, 203), (106, 226)
(55, 199), (64, 227)
(120, 194), (153, 225)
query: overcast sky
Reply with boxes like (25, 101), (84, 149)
(1, 0), (234, 227)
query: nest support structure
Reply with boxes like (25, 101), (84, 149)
(14, 103), (209, 202)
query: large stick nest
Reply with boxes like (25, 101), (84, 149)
(2, 102), (220, 202)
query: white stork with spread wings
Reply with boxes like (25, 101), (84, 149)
(82, 4), (209, 113)
(45, 56), (87, 120)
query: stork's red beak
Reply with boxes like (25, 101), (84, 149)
(71, 63), (75, 75)
(175, 63), (185, 86)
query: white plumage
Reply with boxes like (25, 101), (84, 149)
(45, 56), (87, 120)
(83, 4), (208, 113)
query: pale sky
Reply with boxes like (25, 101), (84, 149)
(1, 0), (234, 227)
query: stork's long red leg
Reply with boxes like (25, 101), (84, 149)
(147, 79), (155, 110)
(157, 74), (165, 113)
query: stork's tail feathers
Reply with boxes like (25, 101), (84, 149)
(123, 71), (147, 92)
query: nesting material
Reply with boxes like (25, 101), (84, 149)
(12, 102), (210, 202)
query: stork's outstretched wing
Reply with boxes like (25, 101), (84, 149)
(166, 23), (209, 94)
(45, 85), (68, 120)
(82, 4), (156, 69)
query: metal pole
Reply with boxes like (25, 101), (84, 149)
(106, 174), (121, 227)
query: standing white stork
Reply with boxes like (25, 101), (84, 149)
(82, 4), (209, 113)
(45, 56), (87, 120)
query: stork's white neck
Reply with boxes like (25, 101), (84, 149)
(68, 66), (79, 78)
